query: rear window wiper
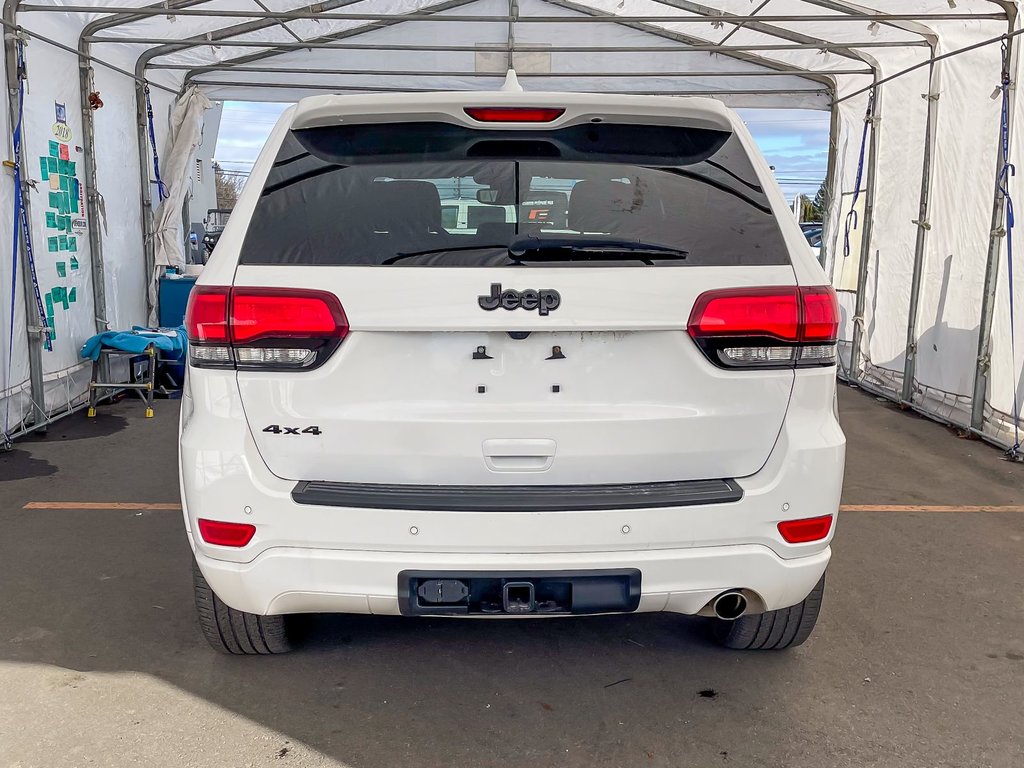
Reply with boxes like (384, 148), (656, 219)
(507, 237), (688, 264)
(384, 238), (688, 266)
(383, 244), (507, 265)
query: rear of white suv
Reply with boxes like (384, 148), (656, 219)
(180, 91), (845, 654)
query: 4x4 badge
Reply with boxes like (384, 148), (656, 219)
(478, 283), (561, 316)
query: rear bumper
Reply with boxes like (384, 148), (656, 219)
(180, 367), (844, 617)
(194, 543), (830, 617)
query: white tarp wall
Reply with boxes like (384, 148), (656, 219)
(0, 0), (1021, 454)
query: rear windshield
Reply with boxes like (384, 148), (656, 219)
(240, 121), (790, 267)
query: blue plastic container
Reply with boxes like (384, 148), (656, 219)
(159, 275), (197, 328)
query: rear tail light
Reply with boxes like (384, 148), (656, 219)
(688, 286), (838, 369)
(464, 107), (566, 123)
(777, 515), (834, 544)
(185, 287), (348, 370)
(197, 518), (256, 547)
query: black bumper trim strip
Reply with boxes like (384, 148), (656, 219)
(291, 478), (742, 512)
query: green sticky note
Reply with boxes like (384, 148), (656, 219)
(45, 293), (53, 317)
(47, 157), (58, 174)
(69, 287), (77, 303)
(70, 256), (79, 270)
(59, 175), (69, 191)
(69, 162), (76, 176)
(39, 157), (49, 180)
(70, 194), (79, 214)
(48, 191), (60, 209)
(68, 237), (77, 253)
(61, 289), (69, 311)
(58, 235), (68, 251)
(45, 212), (57, 228)
(47, 236), (58, 253)
(56, 261), (66, 277)
(48, 140), (59, 158)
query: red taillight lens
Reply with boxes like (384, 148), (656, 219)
(197, 518), (256, 547)
(687, 285), (839, 369)
(185, 287), (230, 343)
(185, 286), (348, 370)
(777, 515), (834, 544)
(230, 289), (347, 344)
(464, 107), (566, 123)
(688, 288), (800, 342)
(800, 285), (840, 342)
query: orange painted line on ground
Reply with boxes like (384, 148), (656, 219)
(840, 504), (1024, 513)
(19, 502), (1024, 513)
(22, 501), (182, 510)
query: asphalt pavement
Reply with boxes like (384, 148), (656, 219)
(1, 385), (1023, 768)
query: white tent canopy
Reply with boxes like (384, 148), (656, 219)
(0, 0), (1021, 455)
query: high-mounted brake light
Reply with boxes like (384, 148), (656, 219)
(185, 286), (348, 371)
(464, 107), (566, 123)
(687, 285), (838, 369)
(198, 518), (256, 547)
(778, 515), (833, 544)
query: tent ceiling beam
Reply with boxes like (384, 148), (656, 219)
(28, 6), (1006, 23)
(187, 80), (828, 96)
(646, 0), (866, 65)
(836, 23), (1024, 104)
(715, 0), (770, 46)
(545, 0), (836, 92)
(178, 0), (485, 87)
(161, 65), (874, 76)
(90, 36), (930, 50)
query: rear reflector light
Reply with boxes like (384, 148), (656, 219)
(197, 518), (256, 547)
(185, 287), (348, 371)
(688, 285), (839, 369)
(464, 107), (566, 123)
(778, 515), (834, 544)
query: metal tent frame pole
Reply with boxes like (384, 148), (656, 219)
(972, 22), (1019, 435)
(2, 21), (45, 430)
(18, 5), (1008, 23)
(900, 53), (940, 405)
(847, 77), (881, 385)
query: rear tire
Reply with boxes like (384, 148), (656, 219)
(711, 573), (825, 650)
(192, 558), (293, 654)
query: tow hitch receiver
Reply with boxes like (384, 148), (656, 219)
(399, 570), (641, 616)
(502, 582), (536, 613)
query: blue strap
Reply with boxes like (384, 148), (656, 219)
(144, 86), (168, 201)
(996, 50), (1021, 459)
(843, 89), (875, 260)
(5, 38), (50, 444)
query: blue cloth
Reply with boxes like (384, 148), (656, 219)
(80, 326), (187, 362)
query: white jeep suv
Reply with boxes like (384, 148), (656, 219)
(180, 91), (845, 654)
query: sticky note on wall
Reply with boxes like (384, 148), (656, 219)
(56, 261), (66, 277)
(45, 212), (56, 228)
(69, 287), (77, 303)
(47, 237), (58, 253)
(48, 141), (59, 158)
(39, 157), (49, 180)
(68, 237), (77, 252)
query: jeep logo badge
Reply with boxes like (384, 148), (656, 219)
(478, 283), (561, 316)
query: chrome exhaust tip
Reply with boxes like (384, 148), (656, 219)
(712, 590), (748, 621)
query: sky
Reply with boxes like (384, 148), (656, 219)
(214, 101), (830, 202)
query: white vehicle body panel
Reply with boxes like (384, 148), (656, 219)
(182, 89), (845, 620)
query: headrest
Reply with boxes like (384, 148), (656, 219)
(568, 180), (639, 233)
(367, 180), (442, 233)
